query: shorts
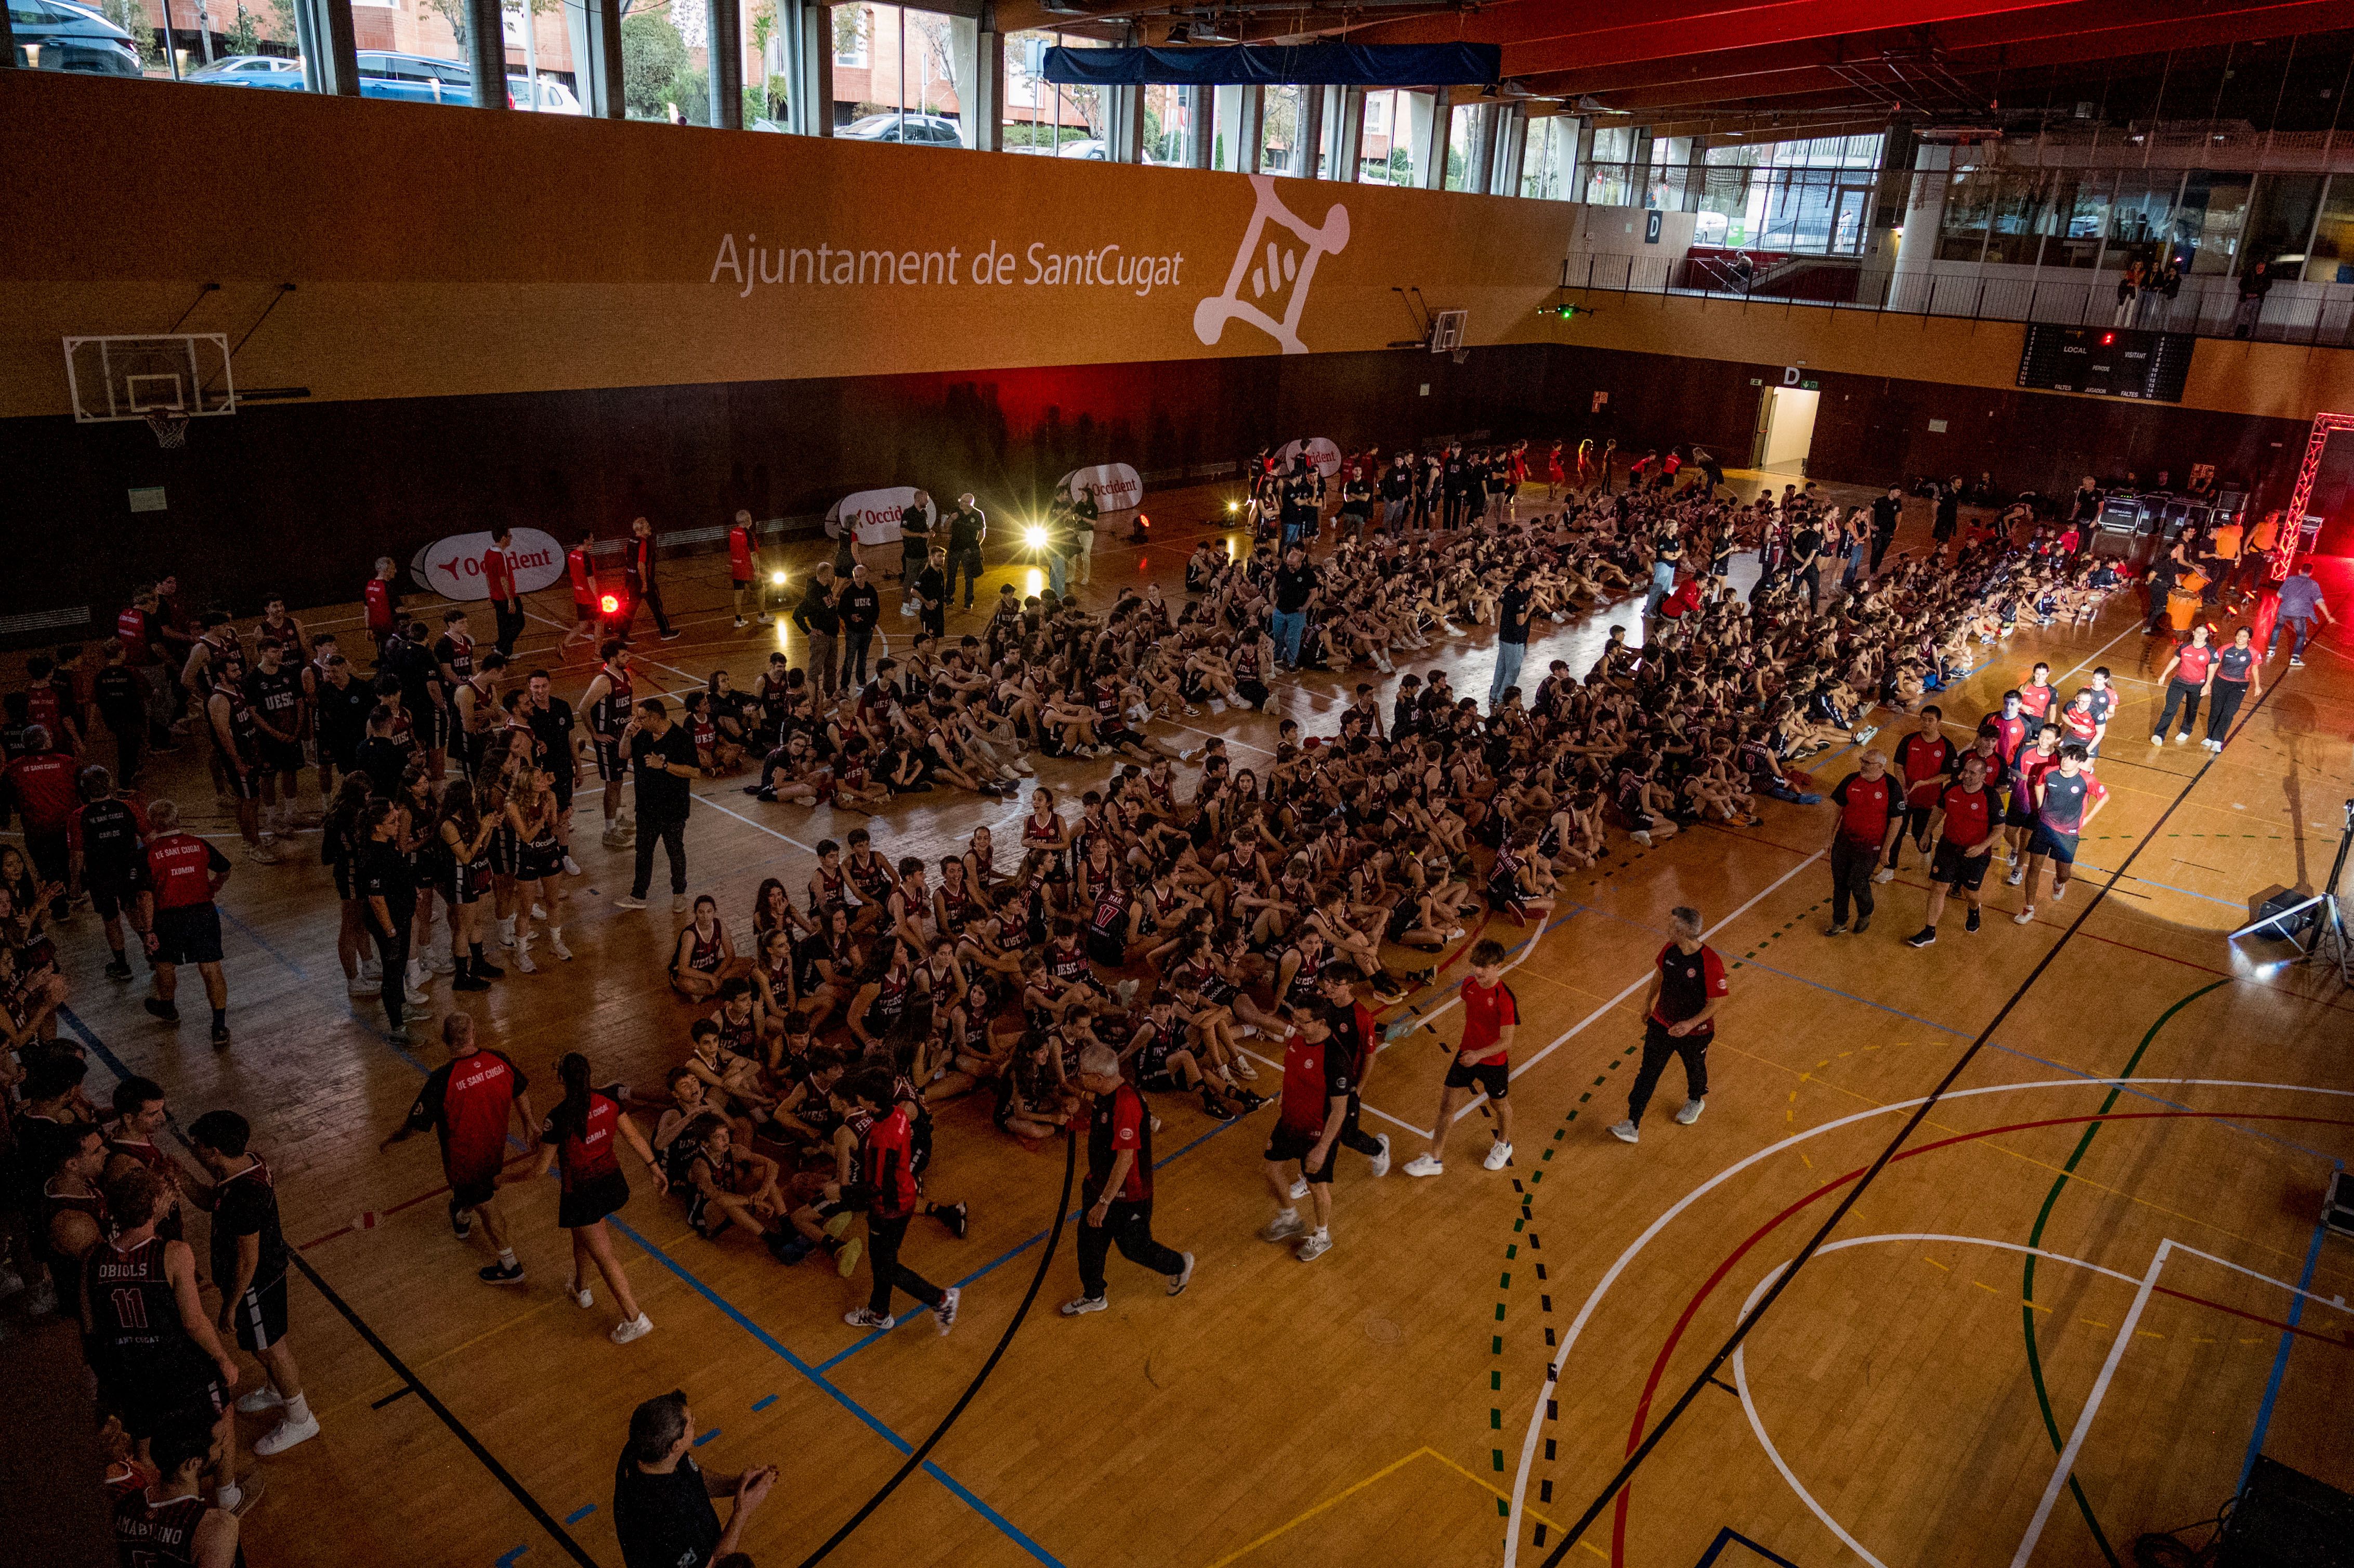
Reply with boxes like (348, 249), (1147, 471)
(443, 858), (482, 906)
(488, 826), (520, 878)
(111, 1366), (228, 1440)
(332, 860), (354, 901)
(519, 838), (563, 882)
(218, 756), (261, 801)
(449, 1170), (501, 1210)
(257, 737), (305, 776)
(731, 575), (753, 591)
(594, 739), (627, 782)
(2003, 795), (2037, 828)
(1264, 1122), (1336, 1181)
(2025, 822), (2079, 866)
(89, 879), (134, 922)
(230, 1274), (289, 1351)
(556, 1168), (631, 1230)
(1931, 839), (1992, 892)
(151, 904), (225, 966)
(1444, 1057), (1511, 1099)
(1085, 928), (1127, 968)
(574, 598), (600, 624)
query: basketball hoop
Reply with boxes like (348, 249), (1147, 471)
(143, 408), (190, 448)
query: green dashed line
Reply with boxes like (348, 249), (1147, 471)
(1495, 1304), (1507, 1321)
(1501, 1273), (1512, 1288)
(1492, 1450), (1505, 1472)
(1492, 1336), (1503, 1354)
(1506, 1244), (1518, 1259)
(1490, 1409), (1502, 1430)
(1491, 1371), (1502, 1390)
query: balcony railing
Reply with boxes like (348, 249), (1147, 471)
(1560, 251), (2354, 349)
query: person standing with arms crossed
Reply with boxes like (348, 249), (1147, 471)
(1609, 906), (1725, 1143)
(1271, 545), (1317, 673)
(483, 528), (526, 658)
(1904, 751), (2002, 946)
(185, 1109), (318, 1456)
(791, 563), (843, 700)
(1060, 1043), (1195, 1316)
(615, 697), (696, 913)
(1402, 938), (1518, 1178)
(838, 563), (881, 690)
(357, 800), (427, 1040)
(380, 1013), (536, 1286)
(944, 493), (988, 611)
(1825, 750), (1898, 936)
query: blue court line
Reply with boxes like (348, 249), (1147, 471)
(607, 1213), (1068, 1568)
(561, 1505), (596, 1525)
(2066, 860), (2247, 910)
(218, 905), (310, 982)
(494, 1547), (526, 1568)
(818, 1107), (1261, 1369)
(692, 1427), (721, 1446)
(2239, 1200), (2336, 1493)
(752, 1393), (779, 1412)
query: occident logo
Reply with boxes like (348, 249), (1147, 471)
(1278, 438), (1343, 479)
(408, 528), (566, 600)
(1057, 463), (1143, 514)
(825, 486), (937, 547)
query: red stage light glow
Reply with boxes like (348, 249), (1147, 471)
(600, 594), (620, 614)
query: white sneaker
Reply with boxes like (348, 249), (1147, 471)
(568, 1277), (594, 1309)
(1168, 1252), (1196, 1296)
(403, 985), (429, 1007)
(2005, 866), (2025, 886)
(516, 948), (537, 974)
(672, 895), (688, 914)
(1287, 1177), (1308, 1200)
(1296, 1232), (1333, 1263)
(610, 1313), (654, 1345)
(843, 1308), (894, 1329)
(2150, 734), (2165, 746)
(2051, 881), (2065, 903)
(1631, 829), (1653, 848)
(549, 933), (573, 961)
(359, 959), (382, 982)
(530, 904), (547, 920)
(1402, 1155), (1444, 1178)
(1060, 1295), (1108, 1316)
(252, 1412), (320, 1456)
(1872, 867), (1895, 884)
(246, 842), (280, 865)
(563, 856), (583, 876)
(933, 1286), (960, 1335)
(348, 977), (375, 997)
(1231, 1053), (1258, 1079)
(236, 1383), (285, 1415)
(613, 895), (647, 910)
(2175, 732), (2191, 746)
(1368, 1133), (1391, 1178)
(2013, 907), (2036, 924)
(497, 919), (516, 949)
(1674, 1099), (1705, 1126)
(1482, 1141), (1513, 1171)
(1257, 1211), (1306, 1242)
(1608, 1120), (1640, 1144)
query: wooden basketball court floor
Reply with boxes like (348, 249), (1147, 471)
(18, 484), (2354, 1568)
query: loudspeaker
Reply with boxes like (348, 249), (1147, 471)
(2216, 1457), (2354, 1567)
(2248, 889), (2318, 944)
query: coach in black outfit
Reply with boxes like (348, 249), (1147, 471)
(614, 1390), (775, 1568)
(620, 698), (696, 910)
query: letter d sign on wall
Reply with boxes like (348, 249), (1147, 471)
(1783, 367), (1802, 386)
(1644, 211), (1663, 244)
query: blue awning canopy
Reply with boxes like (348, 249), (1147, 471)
(1040, 43), (1503, 88)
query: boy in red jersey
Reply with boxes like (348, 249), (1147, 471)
(2015, 661), (2056, 743)
(1259, 1009), (1350, 1261)
(1905, 751), (2003, 946)
(362, 556), (401, 665)
(1403, 939), (1518, 1178)
(1877, 706), (1955, 883)
(729, 510), (771, 628)
(381, 1013), (537, 1285)
(839, 1071), (958, 1332)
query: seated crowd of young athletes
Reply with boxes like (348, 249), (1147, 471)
(0, 438), (2285, 1566)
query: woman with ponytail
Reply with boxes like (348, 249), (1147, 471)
(509, 1051), (665, 1345)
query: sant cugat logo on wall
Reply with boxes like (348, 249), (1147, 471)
(1192, 176), (1350, 356)
(703, 175), (1349, 355)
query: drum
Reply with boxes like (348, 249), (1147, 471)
(2176, 569), (2211, 594)
(2166, 590), (2204, 631)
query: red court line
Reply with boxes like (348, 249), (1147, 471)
(2149, 1284), (2354, 1350)
(1603, 1108), (2354, 1567)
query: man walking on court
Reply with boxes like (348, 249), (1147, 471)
(1825, 750), (1897, 935)
(625, 516), (680, 642)
(1610, 907), (1725, 1143)
(1403, 939), (1518, 1178)
(2268, 560), (2333, 667)
(381, 1014), (535, 1285)
(1061, 1045), (1194, 1316)
(482, 528), (525, 658)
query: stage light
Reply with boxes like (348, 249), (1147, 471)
(1226, 500), (1240, 514)
(599, 593), (620, 614)
(1025, 525), (1047, 548)
(2100, 331), (2115, 345)
(770, 570), (787, 586)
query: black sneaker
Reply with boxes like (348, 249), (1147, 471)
(477, 1260), (527, 1286)
(1824, 923), (1849, 937)
(104, 958), (134, 981)
(939, 1201), (969, 1240)
(453, 974), (491, 993)
(143, 998), (180, 1023)
(1965, 906), (1982, 934)
(472, 957), (505, 979)
(210, 1021), (232, 1049)
(451, 1205), (475, 1240)
(1853, 916), (1872, 935)
(1904, 926), (1938, 948)
(1206, 1091), (1239, 1122)
(660, 629), (684, 642)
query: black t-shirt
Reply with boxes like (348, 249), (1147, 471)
(1274, 563), (1317, 613)
(613, 1454), (723, 1568)
(95, 666), (145, 727)
(526, 698), (575, 763)
(354, 736), (408, 799)
(1793, 528), (1824, 564)
(840, 582), (880, 631)
(946, 506), (986, 554)
(315, 674), (373, 744)
(630, 723), (698, 818)
(1498, 586), (1534, 645)
(359, 837), (417, 927)
(208, 1159), (288, 1292)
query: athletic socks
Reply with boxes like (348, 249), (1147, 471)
(498, 1248), (518, 1270)
(283, 1392), (313, 1426)
(212, 1008), (227, 1031)
(215, 1482), (243, 1513)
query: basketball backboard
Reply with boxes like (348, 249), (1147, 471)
(63, 334), (236, 423)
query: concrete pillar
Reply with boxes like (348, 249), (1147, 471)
(781, 0), (833, 135)
(1493, 104), (1526, 195)
(292, 0), (359, 95)
(706, 0), (743, 128)
(565, 0), (623, 117)
(466, 0), (507, 107)
(1414, 87), (1450, 189)
(1292, 81), (1323, 177)
(1329, 86), (1364, 182)
(1464, 102), (1495, 193)
(1892, 142), (1953, 277)
(1630, 126), (1655, 204)
(963, 27), (1002, 150)
(1573, 116), (1596, 200)
(1183, 85), (1212, 167)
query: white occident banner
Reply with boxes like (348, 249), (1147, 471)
(408, 528), (566, 600)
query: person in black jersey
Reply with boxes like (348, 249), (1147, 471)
(242, 636), (306, 841)
(310, 650), (372, 801)
(68, 764), (147, 980)
(113, 1422), (243, 1568)
(521, 668), (584, 874)
(1609, 906), (1726, 1143)
(614, 1390), (776, 1568)
(187, 1109), (317, 1456)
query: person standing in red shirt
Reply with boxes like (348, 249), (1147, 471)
(1610, 907), (1726, 1143)
(1880, 707), (1956, 883)
(482, 529), (525, 660)
(1906, 752), (2003, 946)
(1060, 1044), (1194, 1316)
(2015, 661), (2056, 743)
(381, 1013), (536, 1285)
(728, 511), (771, 630)
(563, 533), (604, 656)
(2151, 624), (2216, 746)
(362, 556), (401, 664)
(130, 799), (234, 1047)
(3, 724), (81, 919)
(1980, 691), (2027, 774)
(840, 1071), (958, 1332)
(1826, 750), (1898, 935)
(1404, 938), (1519, 1179)
(511, 1052), (665, 1344)
(1259, 1009), (1351, 1261)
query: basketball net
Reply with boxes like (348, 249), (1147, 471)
(144, 409), (189, 449)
